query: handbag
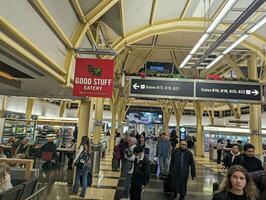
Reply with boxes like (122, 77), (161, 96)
(75, 149), (90, 169)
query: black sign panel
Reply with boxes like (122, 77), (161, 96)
(130, 78), (194, 99)
(196, 82), (261, 101)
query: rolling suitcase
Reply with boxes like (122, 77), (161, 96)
(163, 175), (172, 193)
(213, 182), (220, 193)
(150, 160), (158, 174)
(112, 158), (119, 171)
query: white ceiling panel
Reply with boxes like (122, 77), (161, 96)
(156, 32), (202, 47)
(101, 3), (122, 36)
(149, 49), (172, 62)
(233, 0), (254, 9)
(126, 49), (150, 72)
(134, 36), (153, 45)
(256, 23), (266, 38)
(78, 0), (102, 15)
(1, 0), (66, 66)
(186, 0), (203, 18)
(192, 0), (208, 18)
(43, 0), (79, 38)
(79, 36), (92, 48)
(205, 0), (224, 20)
(124, 0), (153, 33)
(154, 0), (187, 21)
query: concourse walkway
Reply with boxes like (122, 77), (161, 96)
(41, 152), (224, 200)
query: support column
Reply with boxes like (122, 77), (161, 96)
(159, 100), (172, 134)
(93, 98), (104, 144)
(77, 99), (91, 145)
(26, 98), (34, 120)
(59, 100), (67, 118)
(248, 52), (262, 155)
(117, 97), (129, 134)
(194, 101), (205, 157)
(171, 100), (186, 132)
(0, 96), (7, 118)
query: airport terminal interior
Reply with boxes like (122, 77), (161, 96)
(0, 0), (266, 200)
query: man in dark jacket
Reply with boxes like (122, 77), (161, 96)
(41, 138), (57, 159)
(222, 143), (240, 169)
(169, 140), (196, 200)
(232, 143), (263, 172)
(130, 146), (150, 200)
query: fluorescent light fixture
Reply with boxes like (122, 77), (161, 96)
(190, 34), (209, 54)
(74, 48), (116, 56)
(205, 55), (223, 69)
(179, 54), (192, 68)
(222, 34), (248, 54)
(247, 15), (266, 34)
(206, 0), (238, 33)
(178, 1), (237, 69)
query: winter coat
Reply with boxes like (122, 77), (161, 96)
(169, 148), (196, 194)
(232, 154), (264, 172)
(131, 154), (150, 187)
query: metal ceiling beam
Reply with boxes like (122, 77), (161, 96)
(180, 0), (192, 20)
(64, 23), (89, 86)
(0, 32), (66, 83)
(224, 54), (245, 79)
(0, 16), (66, 76)
(69, 0), (86, 23)
(119, 0), (126, 37)
(84, 0), (119, 25)
(28, 0), (73, 48)
(149, 0), (158, 26)
(170, 50), (185, 77)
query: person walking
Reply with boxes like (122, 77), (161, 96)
(130, 146), (150, 200)
(222, 144), (240, 170)
(120, 137), (137, 200)
(72, 136), (91, 198)
(232, 143), (263, 172)
(212, 165), (258, 200)
(169, 140), (196, 200)
(156, 132), (171, 176)
(216, 139), (225, 165)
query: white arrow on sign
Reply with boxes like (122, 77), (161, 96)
(133, 83), (140, 90)
(251, 89), (259, 96)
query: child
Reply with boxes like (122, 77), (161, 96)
(0, 163), (12, 193)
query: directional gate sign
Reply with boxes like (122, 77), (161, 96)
(130, 78), (194, 99)
(196, 82), (262, 102)
(129, 77), (262, 103)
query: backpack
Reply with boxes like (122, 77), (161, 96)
(114, 145), (121, 160)
(75, 147), (90, 169)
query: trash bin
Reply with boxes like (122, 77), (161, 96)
(91, 144), (102, 174)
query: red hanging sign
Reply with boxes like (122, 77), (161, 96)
(73, 58), (114, 98)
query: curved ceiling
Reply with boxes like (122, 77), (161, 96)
(0, 0), (265, 109)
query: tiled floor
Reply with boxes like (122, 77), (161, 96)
(40, 151), (225, 200)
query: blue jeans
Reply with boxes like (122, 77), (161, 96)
(72, 166), (90, 196)
(159, 157), (169, 175)
(123, 174), (132, 198)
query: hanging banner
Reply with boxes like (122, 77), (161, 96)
(73, 58), (114, 98)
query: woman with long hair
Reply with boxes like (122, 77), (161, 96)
(71, 136), (91, 197)
(212, 165), (258, 200)
(0, 163), (12, 193)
